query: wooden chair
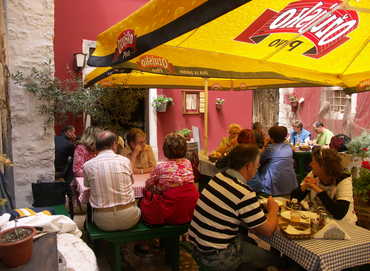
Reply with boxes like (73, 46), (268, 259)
(85, 221), (188, 271)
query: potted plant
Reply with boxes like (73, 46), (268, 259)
(152, 95), (173, 112)
(177, 128), (192, 141)
(215, 98), (224, 110)
(0, 154), (36, 268)
(353, 166), (370, 204)
(0, 226), (36, 268)
(346, 132), (370, 177)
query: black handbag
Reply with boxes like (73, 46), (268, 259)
(32, 181), (68, 207)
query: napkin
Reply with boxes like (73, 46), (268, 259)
(313, 219), (351, 240)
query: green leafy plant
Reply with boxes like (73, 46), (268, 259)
(353, 167), (370, 202)
(12, 62), (147, 134)
(178, 128), (192, 137)
(215, 98), (225, 105)
(152, 95), (173, 110)
(346, 132), (370, 158)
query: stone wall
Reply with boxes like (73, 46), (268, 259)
(5, 0), (55, 207)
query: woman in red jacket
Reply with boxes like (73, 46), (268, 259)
(140, 133), (199, 225)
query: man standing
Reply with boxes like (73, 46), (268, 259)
(313, 121), (334, 146)
(83, 130), (140, 231)
(55, 125), (76, 183)
(188, 144), (281, 270)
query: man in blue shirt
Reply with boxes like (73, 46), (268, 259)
(290, 120), (311, 145)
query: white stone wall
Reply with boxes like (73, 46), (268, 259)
(6, 0), (55, 207)
(278, 88), (295, 130)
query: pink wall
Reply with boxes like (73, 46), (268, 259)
(54, 0), (149, 134)
(291, 87), (370, 138)
(156, 89), (253, 159)
(290, 87), (322, 138)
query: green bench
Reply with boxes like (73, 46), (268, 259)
(85, 221), (188, 271)
(50, 204), (71, 217)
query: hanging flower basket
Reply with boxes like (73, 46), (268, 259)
(215, 98), (224, 110)
(156, 103), (168, 112)
(152, 95), (173, 112)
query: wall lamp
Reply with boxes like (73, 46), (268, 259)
(73, 52), (87, 72)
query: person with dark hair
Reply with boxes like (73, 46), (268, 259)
(140, 133), (199, 225)
(313, 121), (334, 146)
(252, 122), (266, 149)
(289, 120), (311, 145)
(237, 129), (256, 145)
(83, 130), (140, 231)
(254, 126), (298, 196)
(121, 128), (156, 174)
(188, 144), (282, 271)
(329, 134), (351, 152)
(291, 147), (357, 223)
(215, 129), (256, 170)
(55, 125), (76, 183)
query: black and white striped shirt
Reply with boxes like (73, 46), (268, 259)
(188, 169), (266, 250)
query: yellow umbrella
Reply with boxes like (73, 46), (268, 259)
(86, 0), (370, 92)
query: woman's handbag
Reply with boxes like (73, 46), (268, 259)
(31, 181), (68, 207)
(140, 184), (199, 225)
(140, 189), (167, 225)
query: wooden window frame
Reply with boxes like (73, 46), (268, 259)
(182, 90), (201, 114)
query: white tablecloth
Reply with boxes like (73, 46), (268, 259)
(198, 153), (221, 177)
(73, 174), (149, 204)
(262, 221), (370, 271)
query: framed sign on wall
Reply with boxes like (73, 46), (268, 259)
(183, 91), (201, 114)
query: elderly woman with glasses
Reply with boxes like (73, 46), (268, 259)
(215, 123), (241, 155)
(291, 147), (357, 224)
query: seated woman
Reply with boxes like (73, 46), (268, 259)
(291, 147), (357, 224)
(255, 126), (298, 196)
(121, 128), (156, 174)
(252, 122), (267, 149)
(73, 126), (101, 177)
(216, 129), (256, 169)
(140, 133), (199, 225)
(215, 123), (241, 155)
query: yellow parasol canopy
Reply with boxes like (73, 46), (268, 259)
(86, 0), (370, 92)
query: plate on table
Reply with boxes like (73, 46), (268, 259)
(259, 197), (286, 208)
(280, 210), (319, 223)
(280, 224), (313, 240)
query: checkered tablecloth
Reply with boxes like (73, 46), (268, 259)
(263, 222), (370, 271)
(132, 173), (150, 198)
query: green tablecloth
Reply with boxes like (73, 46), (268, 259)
(293, 151), (312, 182)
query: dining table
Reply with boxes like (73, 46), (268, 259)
(73, 173), (150, 205)
(259, 203), (370, 271)
(293, 150), (312, 182)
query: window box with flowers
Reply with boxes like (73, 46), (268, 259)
(215, 98), (225, 110)
(152, 95), (174, 112)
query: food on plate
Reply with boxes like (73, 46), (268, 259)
(280, 210), (316, 225)
(259, 197), (285, 208)
(299, 144), (311, 151)
(283, 224), (311, 235)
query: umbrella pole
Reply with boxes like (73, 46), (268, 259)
(203, 78), (209, 155)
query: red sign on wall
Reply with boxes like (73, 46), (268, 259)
(235, 0), (359, 58)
